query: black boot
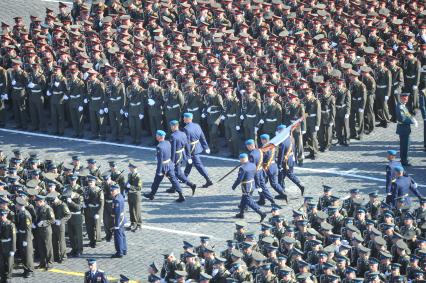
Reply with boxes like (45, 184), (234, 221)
(142, 193), (154, 200)
(259, 212), (267, 223)
(202, 179), (213, 188)
(299, 185), (305, 196)
(176, 194), (186, 203)
(189, 183), (197, 196)
(235, 213), (244, 219)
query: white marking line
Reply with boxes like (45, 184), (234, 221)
(143, 224), (216, 239)
(41, 0), (72, 3)
(0, 128), (425, 188)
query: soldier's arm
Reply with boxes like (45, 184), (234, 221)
(386, 70), (392, 97)
(232, 167), (244, 190)
(330, 96), (336, 124)
(11, 222), (17, 252)
(361, 83), (367, 109)
(415, 60), (421, 87)
(199, 127), (210, 150)
(315, 100), (321, 127)
(345, 90), (351, 116)
(45, 207), (55, 225)
(68, 194), (83, 211)
(130, 174), (142, 191)
(409, 178), (423, 199)
(170, 137), (177, 163)
(62, 203), (72, 222)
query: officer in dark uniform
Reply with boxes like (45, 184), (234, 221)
(396, 92), (418, 166)
(83, 175), (104, 248)
(183, 113), (213, 188)
(67, 66), (86, 138)
(84, 259), (108, 283)
(15, 197), (34, 278)
(110, 184), (127, 258)
(232, 153), (266, 222)
(126, 162), (142, 232)
(318, 83), (335, 152)
(48, 65), (67, 136)
(361, 66), (377, 134)
(169, 120), (197, 195)
(0, 208), (16, 282)
(34, 194), (54, 270)
(348, 70), (367, 140)
(47, 191), (70, 263)
(385, 150), (402, 197)
(390, 166), (422, 207)
(8, 59), (28, 129)
(334, 78), (351, 146)
(143, 130), (185, 202)
(101, 174), (114, 241)
(86, 69), (106, 140)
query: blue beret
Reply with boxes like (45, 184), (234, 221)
(156, 130), (166, 137)
(394, 166), (404, 173)
(239, 153), (248, 159)
(245, 139), (255, 145)
(277, 124), (286, 131)
(387, 150), (397, 155)
(169, 120), (179, 126)
(260, 134), (270, 140)
(183, 112), (193, 119)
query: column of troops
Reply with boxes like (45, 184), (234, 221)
(0, 0), (425, 163)
(0, 148), (141, 282)
(149, 188), (426, 283)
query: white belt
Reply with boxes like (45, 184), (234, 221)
(290, 120), (297, 123)
(18, 230), (26, 233)
(246, 114), (256, 118)
(187, 107), (199, 111)
(377, 85), (387, 89)
(308, 114), (317, 117)
(227, 114), (237, 117)
(105, 200), (113, 203)
(71, 211), (81, 215)
(352, 97), (362, 101)
(91, 96), (101, 101)
(13, 87), (23, 90)
(110, 97), (122, 101)
(1, 238), (11, 243)
(336, 105), (344, 108)
(162, 159), (171, 164)
(406, 75), (416, 79)
(321, 110), (330, 113)
(167, 104), (180, 109)
(88, 204), (99, 208)
(70, 95), (81, 98)
(393, 82), (399, 86)
(130, 102), (141, 106)
(52, 91), (63, 94)
(0, 83), (3, 86)
(208, 110), (220, 114)
(266, 118), (277, 122)
(31, 89), (42, 93)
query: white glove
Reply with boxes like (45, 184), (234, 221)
(84, 98), (88, 104)
(67, 197), (72, 203)
(236, 126), (240, 131)
(55, 220), (61, 226)
(31, 224), (36, 229)
(344, 114), (349, 119)
(104, 107), (108, 113)
(259, 119), (265, 124)
(220, 115), (226, 120)
(201, 113), (206, 118)
(83, 72), (89, 80)
(205, 149), (211, 154)
(9, 252), (14, 257)
(47, 90), (52, 96)
(126, 183), (131, 188)
(63, 95), (69, 100)
(413, 118), (418, 128)
(124, 112), (129, 118)
(54, 81), (60, 87)
(188, 158), (193, 164)
(11, 80), (16, 86)
(22, 241), (28, 247)
(329, 123), (334, 126)
(114, 226), (120, 230)
(120, 109), (124, 115)
(82, 203), (87, 208)
(358, 108), (364, 113)
(1, 93), (8, 100)
(78, 106), (83, 112)
(99, 22), (103, 27)
(37, 220), (45, 227)
(413, 85), (418, 90)
(94, 214), (99, 220)
(139, 114), (144, 120)
(314, 126), (319, 132)
(302, 131), (306, 134)
(27, 82), (35, 89)
(147, 98), (155, 106)
(384, 96), (389, 101)
(330, 42), (338, 48)
(240, 114), (244, 120)
(254, 127), (259, 132)
(99, 109), (104, 115)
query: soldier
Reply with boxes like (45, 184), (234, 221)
(34, 194), (54, 270)
(146, 78), (164, 143)
(318, 83), (335, 152)
(388, 56), (404, 123)
(125, 74), (145, 145)
(67, 66), (86, 138)
(163, 80), (184, 128)
(101, 174), (114, 242)
(0, 208), (16, 283)
(361, 66), (376, 135)
(0, 65), (8, 127)
(334, 78), (351, 146)
(86, 69), (106, 140)
(283, 95), (305, 165)
(84, 259), (108, 283)
(125, 162), (142, 232)
(222, 87), (241, 158)
(15, 197), (34, 278)
(390, 166), (422, 207)
(385, 150), (402, 198)
(27, 63), (46, 132)
(48, 65), (67, 136)
(83, 175), (104, 248)
(303, 88), (321, 159)
(348, 70), (367, 140)
(258, 92), (282, 138)
(232, 153), (266, 222)
(241, 86), (261, 142)
(106, 161), (125, 196)
(161, 252), (180, 282)
(143, 130), (185, 202)
(105, 68), (126, 141)
(395, 92), (418, 166)
(110, 184), (127, 258)
(202, 83), (223, 154)
(403, 50), (421, 114)
(8, 59), (28, 129)
(374, 58), (392, 128)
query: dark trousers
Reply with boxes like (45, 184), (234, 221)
(36, 227), (53, 267)
(51, 103), (65, 134)
(208, 123), (219, 152)
(239, 194), (263, 215)
(29, 98), (45, 131)
(399, 133), (411, 165)
(375, 90), (390, 123)
(89, 109), (105, 138)
(293, 130), (304, 163)
(319, 123), (332, 150)
(184, 154), (210, 182)
(12, 95), (26, 128)
(68, 214), (83, 253)
(52, 223), (66, 262)
(364, 95), (375, 132)
(69, 107), (83, 136)
(335, 116), (350, 144)
(350, 108), (364, 138)
(114, 225), (127, 256)
(279, 166), (302, 190)
(103, 204), (114, 240)
(18, 234), (34, 273)
(109, 110), (122, 139)
(264, 168), (285, 195)
(0, 251), (13, 280)
(84, 209), (102, 245)
(128, 115), (142, 143)
(150, 170), (183, 196)
(255, 171), (274, 203)
(175, 161), (193, 186)
(128, 192), (142, 226)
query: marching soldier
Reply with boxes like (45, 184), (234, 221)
(390, 166), (422, 207)
(361, 66), (377, 135)
(15, 197), (34, 278)
(105, 68), (126, 142)
(0, 208), (16, 282)
(86, 69), (106, 140)
(303, 88), (321, 159)
(83, 175), (104, 248)
(222, 87), (241, 158)
(67, 66), (86, 138)
(27, 63), (46, 132)
(8, 59), (28, 129)
(318, 83), (335, 152)
(34, 195), (54, 270)
(374, 58), (392, 128)
(48, 65), (67, 136)
(125, 162), (142, 232)
(125, 74), (145, 145)
(110, 184), (127, 258)
(334, 78), (351, 146)
(348, 71), (367, 141)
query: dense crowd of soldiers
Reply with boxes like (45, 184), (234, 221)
(0, 0), (425, 164)
(0, 148), (140, 282)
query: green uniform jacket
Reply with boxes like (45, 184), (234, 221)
(126, 84), (145, 116)
(87, 79), (105, 111)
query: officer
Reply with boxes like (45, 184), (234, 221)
(8, 59), (28, 129)
(374, 58), (392, 128)
(126, 162), (142, 232)
(47, 191), (71, 263)
(259, 134), (288, 202)
(403, 50), (421, 113)
(258, 92), (282, 138)
(27, 62), (47, 132)
(245, 139), (275, 206)
(83, 175), (104, 248)
(67, 66), (86, 138)
(334, 78), (351, 146)
(145, 78), (164, 143)
(48, 65), (67, 136)
(34, 194), (54, 270)
(101, 174), (115, 241)
(388, 56), (404, 123)
(84, 259), (108, 283)
(396, 92), (418, 166)
(86, 69), (106, 140)
(125, 74), (145, 145)
(0, 208), (16, 282)
(0, 64), (8, 127)
(360, 66), (376, 134)
(105, 68), (126, 142)
(143, 130), (185, 202)
(348, 70), (367, 140)
(106, 161), (125, 195)
(202, 82), (223, 154)
(391, 166), (423, 207)
(318, 82), (335, 152)
(183, 113), (213, 188)
(276, 125), (305, 196)
(303, 88), (321, 159)
(111, 184), (127, 258)
(222, 87), (241, 158)
(241, 85), (261, 142)
(232, 153), (266, 222)
(169, 120), (197, 195)
(163, 80), (184, 127)
(283, 94), (305, 165)
(15, 197), (34, 278)
(385, 150), (402, 196)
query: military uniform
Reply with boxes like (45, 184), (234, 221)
(49, 196), (71, 263)
(27, 66), (47, 131)
(334, 84), (351, 146)
(0, 210), (16, 281)
(49, 68), (68, 135)
(126, 169), (142, 230)
(125, 81), (145, 144)
(163, 85), (184, 126)
(35, 199), (55, 269)
(395, 94), (416, 165)
(361, 70), (377, 134)
(374, 65), (392, 126)
(241, 95), (261, 141)
(67, 73), (86, 137)
(349, 77), (367, 140)
(204, 92), (223, 154)
(146, 83), (164, 140)
(105, 76), (126, 141)
(304, 94), (321, 158)
(260, 97), (282, 138)
(0, 66), (8, 127)
(318, 92), (335, 151)
(102, 180), (115, 241)
(111, 185), (127, 257)
(62, 183), (84, 256)
(83, 180), (104, 248)
(403, 55), (421, 113)
(388, 63), (404, 122)
(15, 203), (34, 277)
(87, 75), (106, 139)
(223, 95), (241, 158)
(8, 62), (28, 129)
(283, 101), (306, 164)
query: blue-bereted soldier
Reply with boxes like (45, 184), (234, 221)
(169, 120), (197, 196)
(259, 134), (288, 203)
(245, 139), (276, 206)
(276, 124), (305, 196)
(385, 150), (402, 195)
(182, 113), (213, 188)
(143, 130), (185, 202)
(110, 184), (127, 258)
(232, 153), (266, 222)
(396, 92), (418, 166)
(391, 166), (423, 206)
(84, 258), (108, 283)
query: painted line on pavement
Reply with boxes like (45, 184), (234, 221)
(0, 128), (424, 187)
(143, 224), (216, 239)
(41, 0), (72, 3)
(48, 268), (140, 283)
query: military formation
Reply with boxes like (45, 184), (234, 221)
(0, 149), (139, 282)
(0, 0), (424, 164)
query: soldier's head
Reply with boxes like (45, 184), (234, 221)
(87, 259), (97, 271)
(399, 92), (410, 104)
(87, 175), (96, 187)
(386, 150), (397, 161)
(245, 139), (255, 151)
(155, 130), (166, 142)
(0, 209), (8, 222)
(183, 113), (193, 124)
(12, 59), (22, 70)
(35, 195), (46, 207)
(110, 184), (120, 197)
(169, 120), (179, 132)
(259, 134), (270, 146)
(87, 158), (96, 169)
(128, 162), (137, 173)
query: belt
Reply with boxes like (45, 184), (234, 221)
(91, 96), (101, 101)
(336, 105), (344, 108)
(308, 114), (317, 117)
(352, 97), (362, 101)
(88, 204), (99, 208)
(167, 104), (180, 109)
(190, 140), (199, 145)
(105, 200), (113, 203)
(162, 159), (171, 164)
(241, 180), (254, 184)
(71, 211), (81, 215)
(246, 114), (256, 118)
(406, 75), (416, 79)
(110, 97), (122, 101)
(393, 82), (399, 86)
(1, 238), (11, 243)
(52, 91), (63, 94)
(70, 95), (81, 98)
(130, 102), (141, 106)
(31, 89), (42, 93)
(18, 230), (26, 233)
(13, 87), (23, 90)
(321, 110), (330, 113)
(290, 119), (297, 123)
(377, 85), (387, 89)
(176, 148), (184, 153)
(187, 107), (199, 111)
(207, 110), (220, 114)
(227, 114), (237, 117)
(266, 118), (277, 122)
(263, 161), (275, 166)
